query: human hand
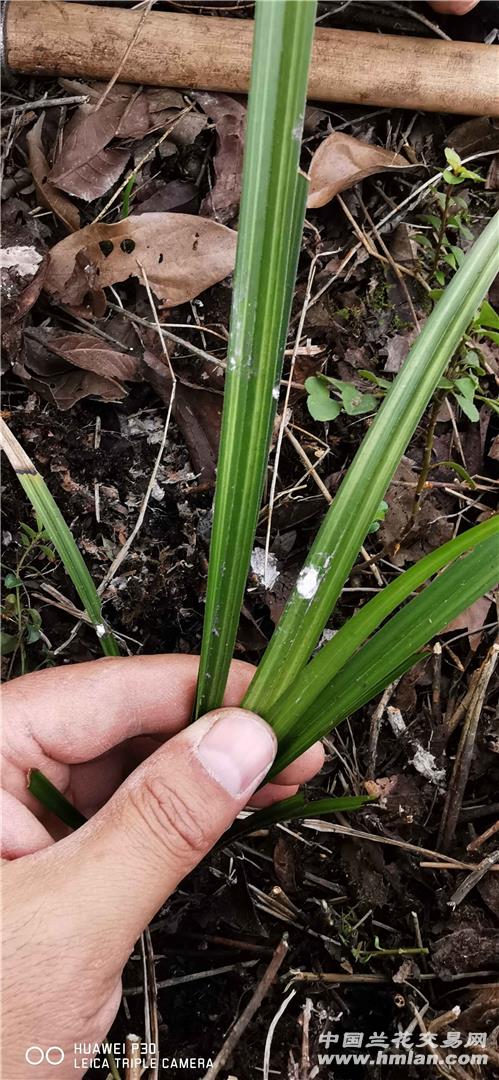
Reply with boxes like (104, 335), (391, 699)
(427, 1), (479, 13)
(1, 655), (324, 1078)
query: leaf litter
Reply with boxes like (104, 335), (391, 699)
(307, 131), (414, 208)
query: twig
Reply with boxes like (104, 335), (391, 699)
(287, 971), (385, 985)
(144, 928), (159, 1080)
(106, 301), (225, 370)
(124, 960), (257, 995)
(94, 1), (155, 110)
(437, 641), (499, 852)
(203, 936), (289, 1080)
(385, 1), (452, 41)
(432, 641), (442, 727)
(467, 818), (499, 853)
(420, 860), (499, 872)
(97, 269), (176, 594)
(448, 850), (499, 909)
(410, 1003), (470, 1080)
(263, 989), (296, 1080)
(300, 998), (312, 1080)
(302, 819), (461, 865)
(366, 682), (398, 779)
(124, 1035), (143, 1080)
(3, 94), (89, 116)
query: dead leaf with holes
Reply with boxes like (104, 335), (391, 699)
(44, 213), (237, 313)
(26, 115), (80, 231)
(307, 132), (413, 209)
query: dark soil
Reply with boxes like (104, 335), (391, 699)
(2, 2), (499, 1078)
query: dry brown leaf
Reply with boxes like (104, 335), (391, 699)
(49, 100), (130, 201)
(14, 339), (127, 411)
(196, 92), (246, 224)
(44, 213), (237, 311)
(443, 595), (493, 651)
(142, 348), (222, 482)
(26, 330), (141, 383)
(26, 115), (80, 232)
(136, 179), (198, 215)
(307, 132), (412, 209)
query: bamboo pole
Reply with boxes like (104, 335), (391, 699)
(4, 1), (499, 116)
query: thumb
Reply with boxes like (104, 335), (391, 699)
(57, 708), (276, 949)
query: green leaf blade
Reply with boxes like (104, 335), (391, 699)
(195, 0), (317, 717)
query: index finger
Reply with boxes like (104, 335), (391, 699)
(2, 655), (255, 764)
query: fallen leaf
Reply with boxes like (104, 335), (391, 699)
(49, 100), (130, 201)
(384, 329), (417, 373)
(307, 132), (412, 209)
(489, 434), (499, 461)
(486, 155), (499, 192)
(14, 347), (126, 411)
(44, 213), (237, 311)
(443, 595), (493, 651)
(142, 349), (222, 482)
(136, 179), (198, 215)
(1, 200), (48, 331)
(380, 458), (454, 565)
(26, 115), (80, 231)
(196, 92), (246, 224)
(26, 330), (141, 383)
(448, 116), (499, 157)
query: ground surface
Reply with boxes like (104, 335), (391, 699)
(1, 1), (499, 1078)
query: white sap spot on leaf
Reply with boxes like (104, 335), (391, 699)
(250, 547), (280, 590)
(296, 565), (320, 600)
(95, 623), (106, 638)
(272, 385), (280, 400)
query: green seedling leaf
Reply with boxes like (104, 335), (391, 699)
(357, 370), (392, 390)
(434, 270), (445, 286)
(442, 170), (465, 186)
(4, 572), (22, 588)
(305, 377), (342, 421)
(454, 375), (477, 400)
(476, 395), (499, 415)
(429, 460), (476, 487)
(0, 631), (19, 655)
(337, 382), (378, 416)
(454, 392), (480, 422)
(26, 624), (41, 644)
(477, 300), (499, 330)
(367, 500), (388, 534)
(444, 147), (461, 170)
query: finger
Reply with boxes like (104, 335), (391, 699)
(427, 1), (478, 12)
(46, 708), (277, 951)
(0, 790), (53, 858)
(1, 655), (255, 776)
(249, 782), (299, 809)
(270, 741), (325, 787)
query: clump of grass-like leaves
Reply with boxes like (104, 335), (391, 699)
(195, 0), (499, 833)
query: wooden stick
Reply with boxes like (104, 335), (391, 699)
(5, 1), (499, 116)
